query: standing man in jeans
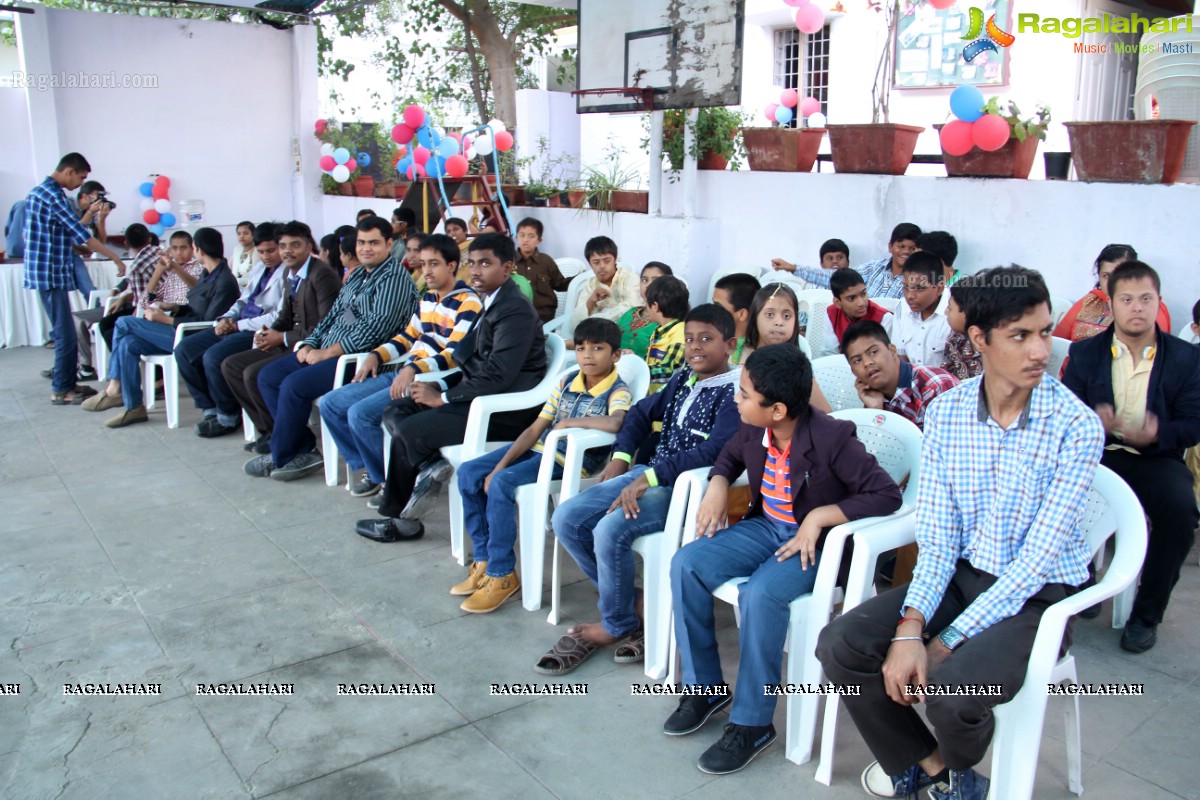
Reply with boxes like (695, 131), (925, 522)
(22, 153), (127, 405)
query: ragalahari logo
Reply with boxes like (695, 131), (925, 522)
(961, 6), (1016, 63)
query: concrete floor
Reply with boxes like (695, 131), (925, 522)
(1, 344), (1197, 800)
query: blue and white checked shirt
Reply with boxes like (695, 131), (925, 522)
(903, 374), (1104, 639)
(22, 177), (94, 291)
(792, 256), (905, 299)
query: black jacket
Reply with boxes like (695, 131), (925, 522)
(174, 260), (240, 325)
(444, 278), (547, 406)
(1061, 325), (1200, 459)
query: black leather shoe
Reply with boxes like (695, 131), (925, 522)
(697, 722), (777, 775)
(663, 692), (732, 736)
(1120, 618), (1157, 653)
(354, 517), (425, 542)
(243, 434), (271, 454)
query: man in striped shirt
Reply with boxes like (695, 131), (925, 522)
(23, 153), (128, 404)
(818, 267), (1104, 800)
(842, 320), (960, 430)
(244, 216), (419, 482)
(319, 233), (481, 498)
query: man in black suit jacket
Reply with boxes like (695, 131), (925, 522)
(219, 224), (341, 454)
(1062, 261), (1200, 653)
(357, 232), (549, 542)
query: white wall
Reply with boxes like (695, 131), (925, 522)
(0, 86), (35, 228)
(23, 7), (298, 248)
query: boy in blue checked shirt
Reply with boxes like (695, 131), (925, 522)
(817, 266), (1104, 800)
(452, 318), (633, 614)
(668, 345), (901, 775)
(534, 304), (742, 676)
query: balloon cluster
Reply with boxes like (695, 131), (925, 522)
(390, 104), (513, 181)
(939, 85), (1010, 156)
(764, 89), (826, 128)
(783, 0), (825, 33)
(137, 176), (175, 236)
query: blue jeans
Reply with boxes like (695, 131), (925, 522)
(108, 315), (177, 410)
(671, 515), (823, 727)
(317, 373), (395, 484)
(552, 465), (676, 638)
(72, 253), (95, 299)
(39, 289), (77, 394)
(257, 354), (340, 466)
(174, 327), (254, 424)
(458, 445), (563, 577)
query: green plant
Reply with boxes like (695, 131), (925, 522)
(375, 125), (400, 182)
(523, 136), (578, 198)
(642, 107), (747, 177)
(315, 119), (363, 180)
(582, 140), (641, 210)
(983, 97), (1052, 142)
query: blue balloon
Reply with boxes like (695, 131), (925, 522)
(416, 126), (434, 149)
(139, 182), (154, 197)
(426, 156), (445, 178)
(950, 85), (985, 122)
(396, 156), (413, 175)
(774, 105), (794, 125)
(149, 223), (165, 236)
(333, 147), (350, 165)
(357, 151), (371, 166)
(438, 138), (460, 158)
(159, 212), (176, 228)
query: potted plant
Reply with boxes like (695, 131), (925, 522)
(938, 98), (1051, 179)
(827, 0), (924, 175)
(742, 124), (827, 172)
(374, 125), (400, 198)
(316, 119), (363, 195)
(521, 137), (577, 206)
(651, 108), (747, 175)
(1064, 119), (1196, 184)
(582, 140), (646, 213)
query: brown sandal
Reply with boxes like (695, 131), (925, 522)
(613, 629), (646, 664)
(533, 631), (600, 676)
(50, 385), (98, 405)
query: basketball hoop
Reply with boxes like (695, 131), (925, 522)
(571, 87), (663, 112)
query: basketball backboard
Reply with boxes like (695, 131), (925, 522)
(575, 0), (745, 113)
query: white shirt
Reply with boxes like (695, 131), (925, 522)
(816, 309), (894, 358)
(893, 307), (952, 367)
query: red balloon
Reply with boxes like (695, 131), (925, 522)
(928, 0), (956, 8)
(403, 104), (426, 130)
(155, 175), (170, 188)
(151, 184), (169, 200)
(345, 158), (357, 172)
(445, 154), (469, 179)
(940, 120), (975, 156)
(319, 155), (336, 171)
(315, 119), (327, 135)
(764, 103), (780, 123)
(392, 124), (415, 144)
(795, 3), (824, 34)
(413, 146), (431, 166)
(406, 163), (427, 181)
(780, 88), (799, 108)
(142, 209), (160, 224)
(494, 130), (514, 152)
(972, 113), (1011, 152)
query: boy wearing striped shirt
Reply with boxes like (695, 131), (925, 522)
(668, 345), (902, 775)
(643, 275), (690, 394)
(319, 233), (481, 498)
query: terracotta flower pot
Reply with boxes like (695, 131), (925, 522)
(567, 190), (588, 209)
(827, 123), (925, 175)
(375, 182), (397, 198)
(935, 124), (1041, 179)
(501, 185), (526, 206)
(698, 151), (730, 170)
(1064, 120), (1196, 184)
(353, 175), (376, 197)
(742, 127), (825, 172)
(337, 182), (354, 196)
(610, 190), (649, 214)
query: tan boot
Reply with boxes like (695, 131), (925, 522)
(460, 572), (520, 614)
(449, 561), (487, 596)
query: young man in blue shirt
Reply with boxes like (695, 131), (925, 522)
(817, 266), (1104, 800)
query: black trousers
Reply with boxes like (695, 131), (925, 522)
(219, 347), (288, 434)
(816, 560), (1073, 775)
(1101, 448), (1199, 626)
(377, 399), (539, 519)
(98, 305), (134, 350)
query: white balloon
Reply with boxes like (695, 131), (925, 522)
(465, 145), (478, 160)
(154, 198), (170, 213)
(139, 198), (154, 211)
(331, 164), (350, 182)
(320, 143), (334, 157)
(486, 118), (506, 133)
(808, 112), (827, 128)
(474, 134), (495, 156)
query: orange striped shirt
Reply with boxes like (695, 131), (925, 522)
(761, 430), (796, 526)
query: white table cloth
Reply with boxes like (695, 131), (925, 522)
(0, 258), (121, 348)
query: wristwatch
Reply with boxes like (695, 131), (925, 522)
(938, 626), (967, 651)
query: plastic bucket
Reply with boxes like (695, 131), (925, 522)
(1134, 15), (1200, 181)
(179, 199), (206, 227)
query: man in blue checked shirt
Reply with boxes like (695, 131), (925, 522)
(817, 266), (1103, 800)
(23, 153), (128, 405)
(769, 222), (921, 301)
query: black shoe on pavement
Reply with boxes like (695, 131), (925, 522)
(195, 416), (240, 438)
(350, 473), (382, 498)
(663, 692), (732, 736)
(354, 518), (425, 542)
(77, 366), (98, 382)
(1120, 618), (1157, 653)
(697, 723), (777, 775)
(243, 433), (271, 454)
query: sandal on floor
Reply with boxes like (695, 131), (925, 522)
(50, 385), (98, 405)
(613, 629), (646, 664)
(533, 631), (601, 676)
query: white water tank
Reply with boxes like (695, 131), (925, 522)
(1135, 15), (1200, 181)
(179, 199), (206, 228)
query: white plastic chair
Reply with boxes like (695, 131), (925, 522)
(1050, 295), (1072, 327)
(543, 275), (589, 337)
(873, 297), (901, 314)
(443, 334), (569, 564)
(514, 354), (651, 614)
(795, 289), (833, 358)
(810, 355), (864, 412)
(320, 353), (371, 487)
(1049, 336), (1072, 379)
(815, 465), (1148, 798)
(796, 334), (812, 360)
(552, 257), (588, 319)
(142, 321), (214, 428)
(668, 411), (919, 766)
(707, 266), (764, 303)
(1176, 321), (1198, 344)
(88, 291), (123, 380)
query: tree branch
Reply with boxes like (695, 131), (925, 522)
(435, 0), (468, 24)
(506, 12), (576, 46)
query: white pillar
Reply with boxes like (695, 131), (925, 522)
(681, 108), (699, 218)
(647, 110), (664, 216)
(290, 22), (321, 227)
(17, 8), (62, 179)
